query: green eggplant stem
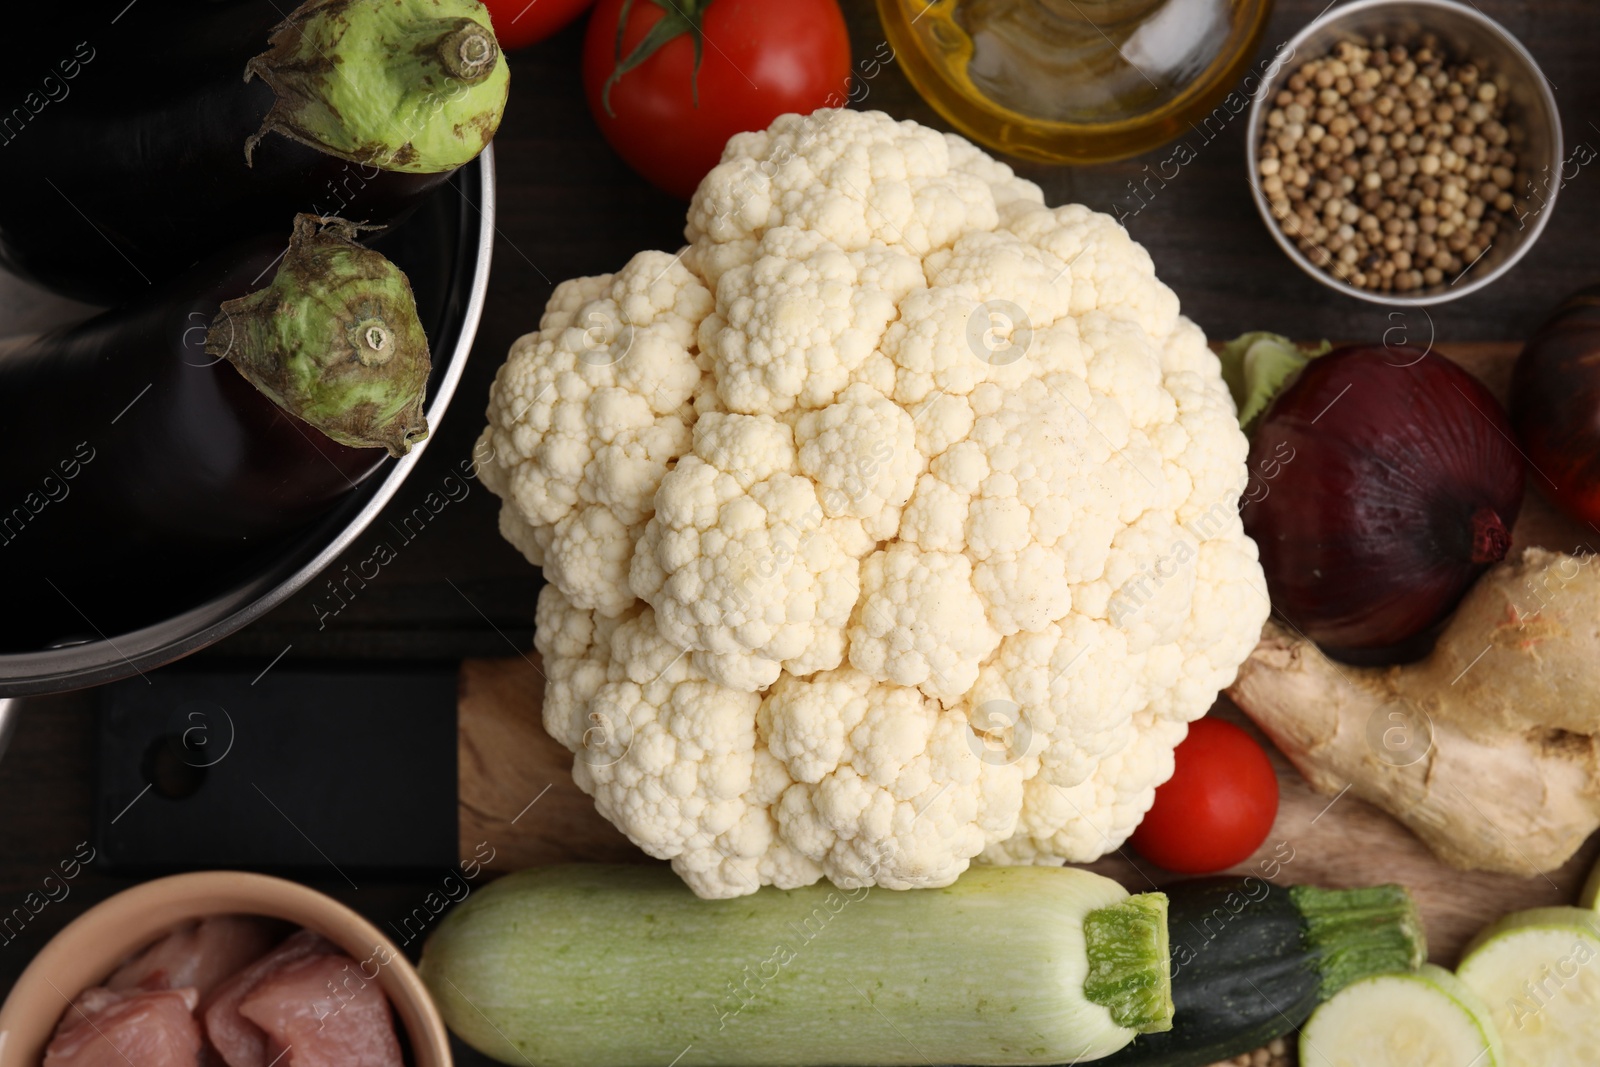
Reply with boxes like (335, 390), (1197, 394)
(439, 19), (500, 82)
(244, 0), (510, 174)
(204, 214), (431, 457)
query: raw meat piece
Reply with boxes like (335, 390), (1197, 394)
(61, 987), (127, 1022)
(108, 916), (281, 1006)
(44, 986), (201, 1067)
(239, 953), (403, 1067)
(203, 930), (337, 1067)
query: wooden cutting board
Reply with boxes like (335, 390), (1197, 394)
(453, 341), (1600, 967)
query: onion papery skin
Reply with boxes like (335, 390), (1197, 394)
(1510, 286), (1600, 526)
(1243, 345), (1525, 655)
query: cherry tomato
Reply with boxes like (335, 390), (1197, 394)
(480, 0), (598, 51)
(1130, 718), (1279, 874)
(582, 0), (852, 200)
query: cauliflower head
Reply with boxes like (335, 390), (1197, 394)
(481, 109), (1269, 898)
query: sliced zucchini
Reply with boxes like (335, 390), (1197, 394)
(1300, 964), (1502, 1067)
(1457, 906), (1600, 1067)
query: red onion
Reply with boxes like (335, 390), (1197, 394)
(1243, 345), (1525, 655)
(1510, 286), (1600, 525)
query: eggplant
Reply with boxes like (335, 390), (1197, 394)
(1097, 876), (1427, 1067)
(0, 215), (430, 650)
(0, 0), (507, 304)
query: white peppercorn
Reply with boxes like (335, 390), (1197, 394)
(1259, 36), (1521, 292)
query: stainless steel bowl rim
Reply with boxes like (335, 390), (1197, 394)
(0, 149), (495, 696)
(1245, 0), (1562, 307)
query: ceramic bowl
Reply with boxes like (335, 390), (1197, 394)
(0, 871), (451, 1066)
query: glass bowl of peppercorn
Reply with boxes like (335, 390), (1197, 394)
(1245, 0), (1561, 305)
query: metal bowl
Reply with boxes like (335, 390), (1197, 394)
(0, 150), (494, 696)
(1245, 0), (1561, 306)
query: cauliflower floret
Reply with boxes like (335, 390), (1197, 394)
(760, 669), (1024, 889)
(902, 378), (1118, 615)
(794, 383), (924, 540)
(1101, 512), (1200, 655)
(968, 615), (1144, 789)
(985, 713), (1189, 865)
(477, 252), (713, 616)
(1156, 531), (1272, 720)
(561, 601), (822, 898)
(629, 413), (871, 690)
(494, 109), (1270, 898)
(848, 543), (999, 704)
(1167, 369), (1255, 525)
(686, 110), (1042, 288)
(883, 284), (1039, 412)
(533, 583), (636, 751)
(1002, 201), (1181, 337)
(700, 229), (923, 415)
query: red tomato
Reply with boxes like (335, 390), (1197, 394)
(582, 0), (852, 200)
(1130, 718), (1279, 874)
(480, 0), (598, 51)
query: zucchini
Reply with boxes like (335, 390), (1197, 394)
(1456, 906), (1600, 1066)
(1098, 876), (1427, 1067)
(1300, 964), (1503, 1066)
(421, 864), (1172, 1066)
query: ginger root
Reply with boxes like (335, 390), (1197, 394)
(1229, 547), (1600, 875)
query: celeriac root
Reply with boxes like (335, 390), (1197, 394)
(1229, 547), (1600, 875)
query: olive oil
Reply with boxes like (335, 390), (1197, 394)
(878, 0), (1274, 163)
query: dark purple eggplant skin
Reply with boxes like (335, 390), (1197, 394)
(0, 234), (385, 646)
(1509, 285), (1600, 527)
(0, 1), (448, 304)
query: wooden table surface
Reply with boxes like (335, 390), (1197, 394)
(4, 0), (1598, 1048)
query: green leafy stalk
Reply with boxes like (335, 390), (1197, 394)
(205, 215), (431, 456)
(1083, 892), (1174, 1033)
(1290, 883), (1427, 1001)
(602, 0), (706, 116)
(1216, 331), (1332, 432)
(245, 0), (510, 173)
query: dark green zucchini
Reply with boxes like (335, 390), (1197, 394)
(1096, 876), (1426, 1067)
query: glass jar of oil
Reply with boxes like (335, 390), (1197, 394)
(879, 0), (1275, 164)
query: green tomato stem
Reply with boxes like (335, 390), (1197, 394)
(602, 0), (707, 117)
